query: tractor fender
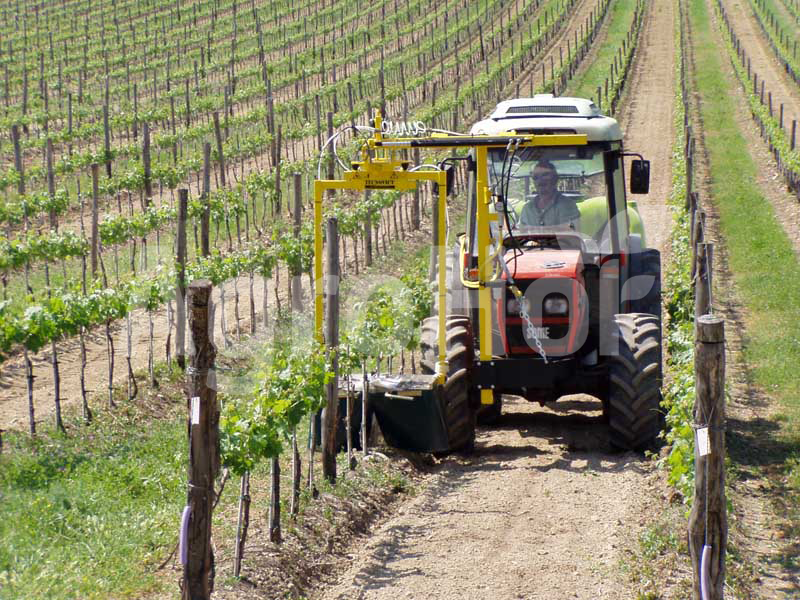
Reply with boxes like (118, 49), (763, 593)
(626, 234), (662, 318)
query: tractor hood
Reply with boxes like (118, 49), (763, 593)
(503, 249), (584, 279)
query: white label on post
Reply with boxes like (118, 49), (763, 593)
(696, 427), (710, 457)
(191, 397), (200, 425)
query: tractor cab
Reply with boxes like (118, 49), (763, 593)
(464, 96), (646, 275)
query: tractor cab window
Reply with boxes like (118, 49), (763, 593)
(486, 145), (621, 245)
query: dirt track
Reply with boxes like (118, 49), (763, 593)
(311, 1), (677, 597)
(317, 399), (655, 600)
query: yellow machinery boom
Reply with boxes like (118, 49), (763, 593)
(313, 112), (587, 406)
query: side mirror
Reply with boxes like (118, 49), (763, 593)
(432, 163), (455, 197)
(630, 159), (650, 194)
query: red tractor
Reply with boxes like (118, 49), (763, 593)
(315, 95), (662, 454)
(417, 96), (662, 452)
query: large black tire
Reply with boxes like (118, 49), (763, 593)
(420, 315), (476, 452)
(606, 313), (663, 451)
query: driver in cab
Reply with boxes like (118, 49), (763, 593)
(518, 160), (580, 228)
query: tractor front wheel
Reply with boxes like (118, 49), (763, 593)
(606, 313), (663, 451)
(420, 316), (477, 452)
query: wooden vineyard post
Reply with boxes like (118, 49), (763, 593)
(695, 243), (712, 318)
(291, 429), (301, 516)
(176, 190), (188, 370)
(103, 104), (112, 178)
(365, 190), (373, 267)
(361, 360), (369, 457)
(429, 193), (439, 283)
(213, 112), (226, 188)
(412, 148), (421, 230)
(688, 316), (727, 600)
(91, 164), (100, 277)
(275, 126), (282, 214)
(143, 122), (153, 206)
(322, 218), (340, 483)
(201, 143), (211, 257)
(182, 280), (218, 600)
(326, 112), (335, 182)
(11, 124), (24, 194)
(233, 471), (250, 577)
(268, 457), (281, 543)
(291, 173), (303, 313)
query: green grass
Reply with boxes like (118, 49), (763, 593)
(622, 508), (689, 599)
(690, 0), (800, 426)
(567, 0), (640, 100)
(0, 385), (187, 598)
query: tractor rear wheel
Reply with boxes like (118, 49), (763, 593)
(606, 313), (663, 451)
(420, 315), (477, 452)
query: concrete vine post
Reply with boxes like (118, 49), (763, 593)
(688, 316), (727, 600)
(183, 280), (218, 600)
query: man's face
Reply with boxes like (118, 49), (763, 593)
(532, 167), (558, 196)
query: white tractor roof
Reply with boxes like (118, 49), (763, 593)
(469, 95), (623, 142)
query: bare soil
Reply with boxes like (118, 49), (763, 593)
(315, 398), (652, 600)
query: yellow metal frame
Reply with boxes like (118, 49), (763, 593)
(313, 112), (587, 393)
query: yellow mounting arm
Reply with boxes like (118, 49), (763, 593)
(313, 119), (450, 381)
(313, 112), (587, 396)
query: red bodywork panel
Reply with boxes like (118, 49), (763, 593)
(499, 249), (586, 356)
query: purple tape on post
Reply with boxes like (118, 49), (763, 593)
(179, 505), (191, 565)
(700, 544), (712, 600)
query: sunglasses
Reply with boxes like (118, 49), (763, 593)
(532, 173), (557, 183)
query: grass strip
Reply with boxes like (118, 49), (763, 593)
(0, 370), (187, 599)
(715, 0), (800, 194)
(690, 0), (800, 426)
(567, 0), (641, 103)
(747, 0), (800, 83)
(756, 0), (800, 50)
